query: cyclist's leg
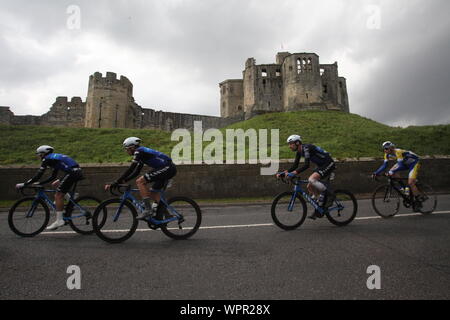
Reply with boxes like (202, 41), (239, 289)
(137, 164), (176, 218)
(307, 172), (324, 198)
(48, 173), (77, 229)
(408, 162), (421, 196)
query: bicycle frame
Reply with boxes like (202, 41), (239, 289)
(27, 188), (87, 221)
(288, 179), (344, 214)
(115, 187), (182, 225)
(385, 177), (411, 200)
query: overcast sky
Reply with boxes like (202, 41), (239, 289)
(0, 0), (449, 126)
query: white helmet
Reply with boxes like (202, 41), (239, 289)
(123, 137), (141, 148)
(287, 135), (302, 144)
(36, 145), (54, 155)
(382, 141), (395, 149)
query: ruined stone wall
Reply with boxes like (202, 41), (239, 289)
(337, 77), (349, 113)
(0, 107), (14, 125)
(2, 71), (244, 131)
(40, 97), (86, 127)
(140, 108), (241, 131)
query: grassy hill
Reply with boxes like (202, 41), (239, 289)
(0, 111), (449, 165)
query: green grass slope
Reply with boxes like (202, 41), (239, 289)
(222, 111), (450, 159)
(0, 111), (449, 165)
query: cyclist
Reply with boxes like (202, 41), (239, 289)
(15, 146), (84, 230)
(277, 135), (336, 220)
(372, 141), (423, 203)
(105, 137), (176, 223)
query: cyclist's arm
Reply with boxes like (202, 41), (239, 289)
(293, 146), (311, 174)
(374, 160), (388, 175)
(287, 152), (301, 173)
(389, 160), (406, 175)
(39, 168), (59, 185)
(117, 161), (143, 183)
(24, 159), (49, 186)
(295, 158), (311, 174)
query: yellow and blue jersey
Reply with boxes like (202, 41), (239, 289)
(375, 148), (420, 178)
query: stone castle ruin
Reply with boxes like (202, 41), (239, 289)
(220, 52), (349, 119)
(0, 51), (349, 130)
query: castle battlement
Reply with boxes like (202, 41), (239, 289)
(89, 71), (133, 90)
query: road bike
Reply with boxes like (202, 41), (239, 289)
(92, 181), (202, 243)
(8, 184), (101, 237)
(371, 176), (437, 218)
(271, 174), (358, 230)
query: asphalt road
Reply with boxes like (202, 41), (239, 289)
(1, 195), (449, 300)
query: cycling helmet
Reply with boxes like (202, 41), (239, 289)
(123, 137), (141, 148)
(382, 141), (395, 149)
(36, 145), (54, 155)
(287, 135), (302, 144)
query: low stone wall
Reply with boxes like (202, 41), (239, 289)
(1, 158), (449, 201)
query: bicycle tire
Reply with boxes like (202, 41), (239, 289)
(325, 190), (358, 226)
(65, 196), (102, 235)
(160, 196), (202, 240)
(371, 184), (401, 218)
(416, 183), (437, 215)
(8, 197), (50, 237)
(271, 192), (307, 230)
(92, 198), (138, 244)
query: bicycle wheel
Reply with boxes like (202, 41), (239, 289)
(92, 199), (138, 244)
(65, 196), (102, 235)
(271, 192), (307, 230)
(371, 185), (400, 218)
(325, 190), (358, 226)
(416, 183), (437, 215)
(8, 197), (50, 237)
(160, 197), (202, 240)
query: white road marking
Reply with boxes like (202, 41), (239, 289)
(40, 210), (450, 235)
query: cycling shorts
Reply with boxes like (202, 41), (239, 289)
(144, 163), (177, 191)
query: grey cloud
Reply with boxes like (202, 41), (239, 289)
(0, 0), (449, 125)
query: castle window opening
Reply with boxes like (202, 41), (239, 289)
(320, 68), (325, 76)
(276, 69), (281, 77)
(323, 85), (328, 94)
(262, 69), (267, 77)
(297, 59), (302, 74)
(307, 58), (312, 72)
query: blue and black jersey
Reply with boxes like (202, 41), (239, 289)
(117, 147), (173, 183)
(25, 153), (80, 186)
(288, 144), (334, 173)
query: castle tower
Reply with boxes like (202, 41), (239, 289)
(84, 72), (140, 128)
(281, 53), (323, 110)
(242, 58), (283, 119)
(219, 80), (244, 118)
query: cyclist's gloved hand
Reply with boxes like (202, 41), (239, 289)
(287, 172), (296, 179)
(276, 172), (286, 178)
(15, 183), (25, 190)
(110, 181), (119, 189)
